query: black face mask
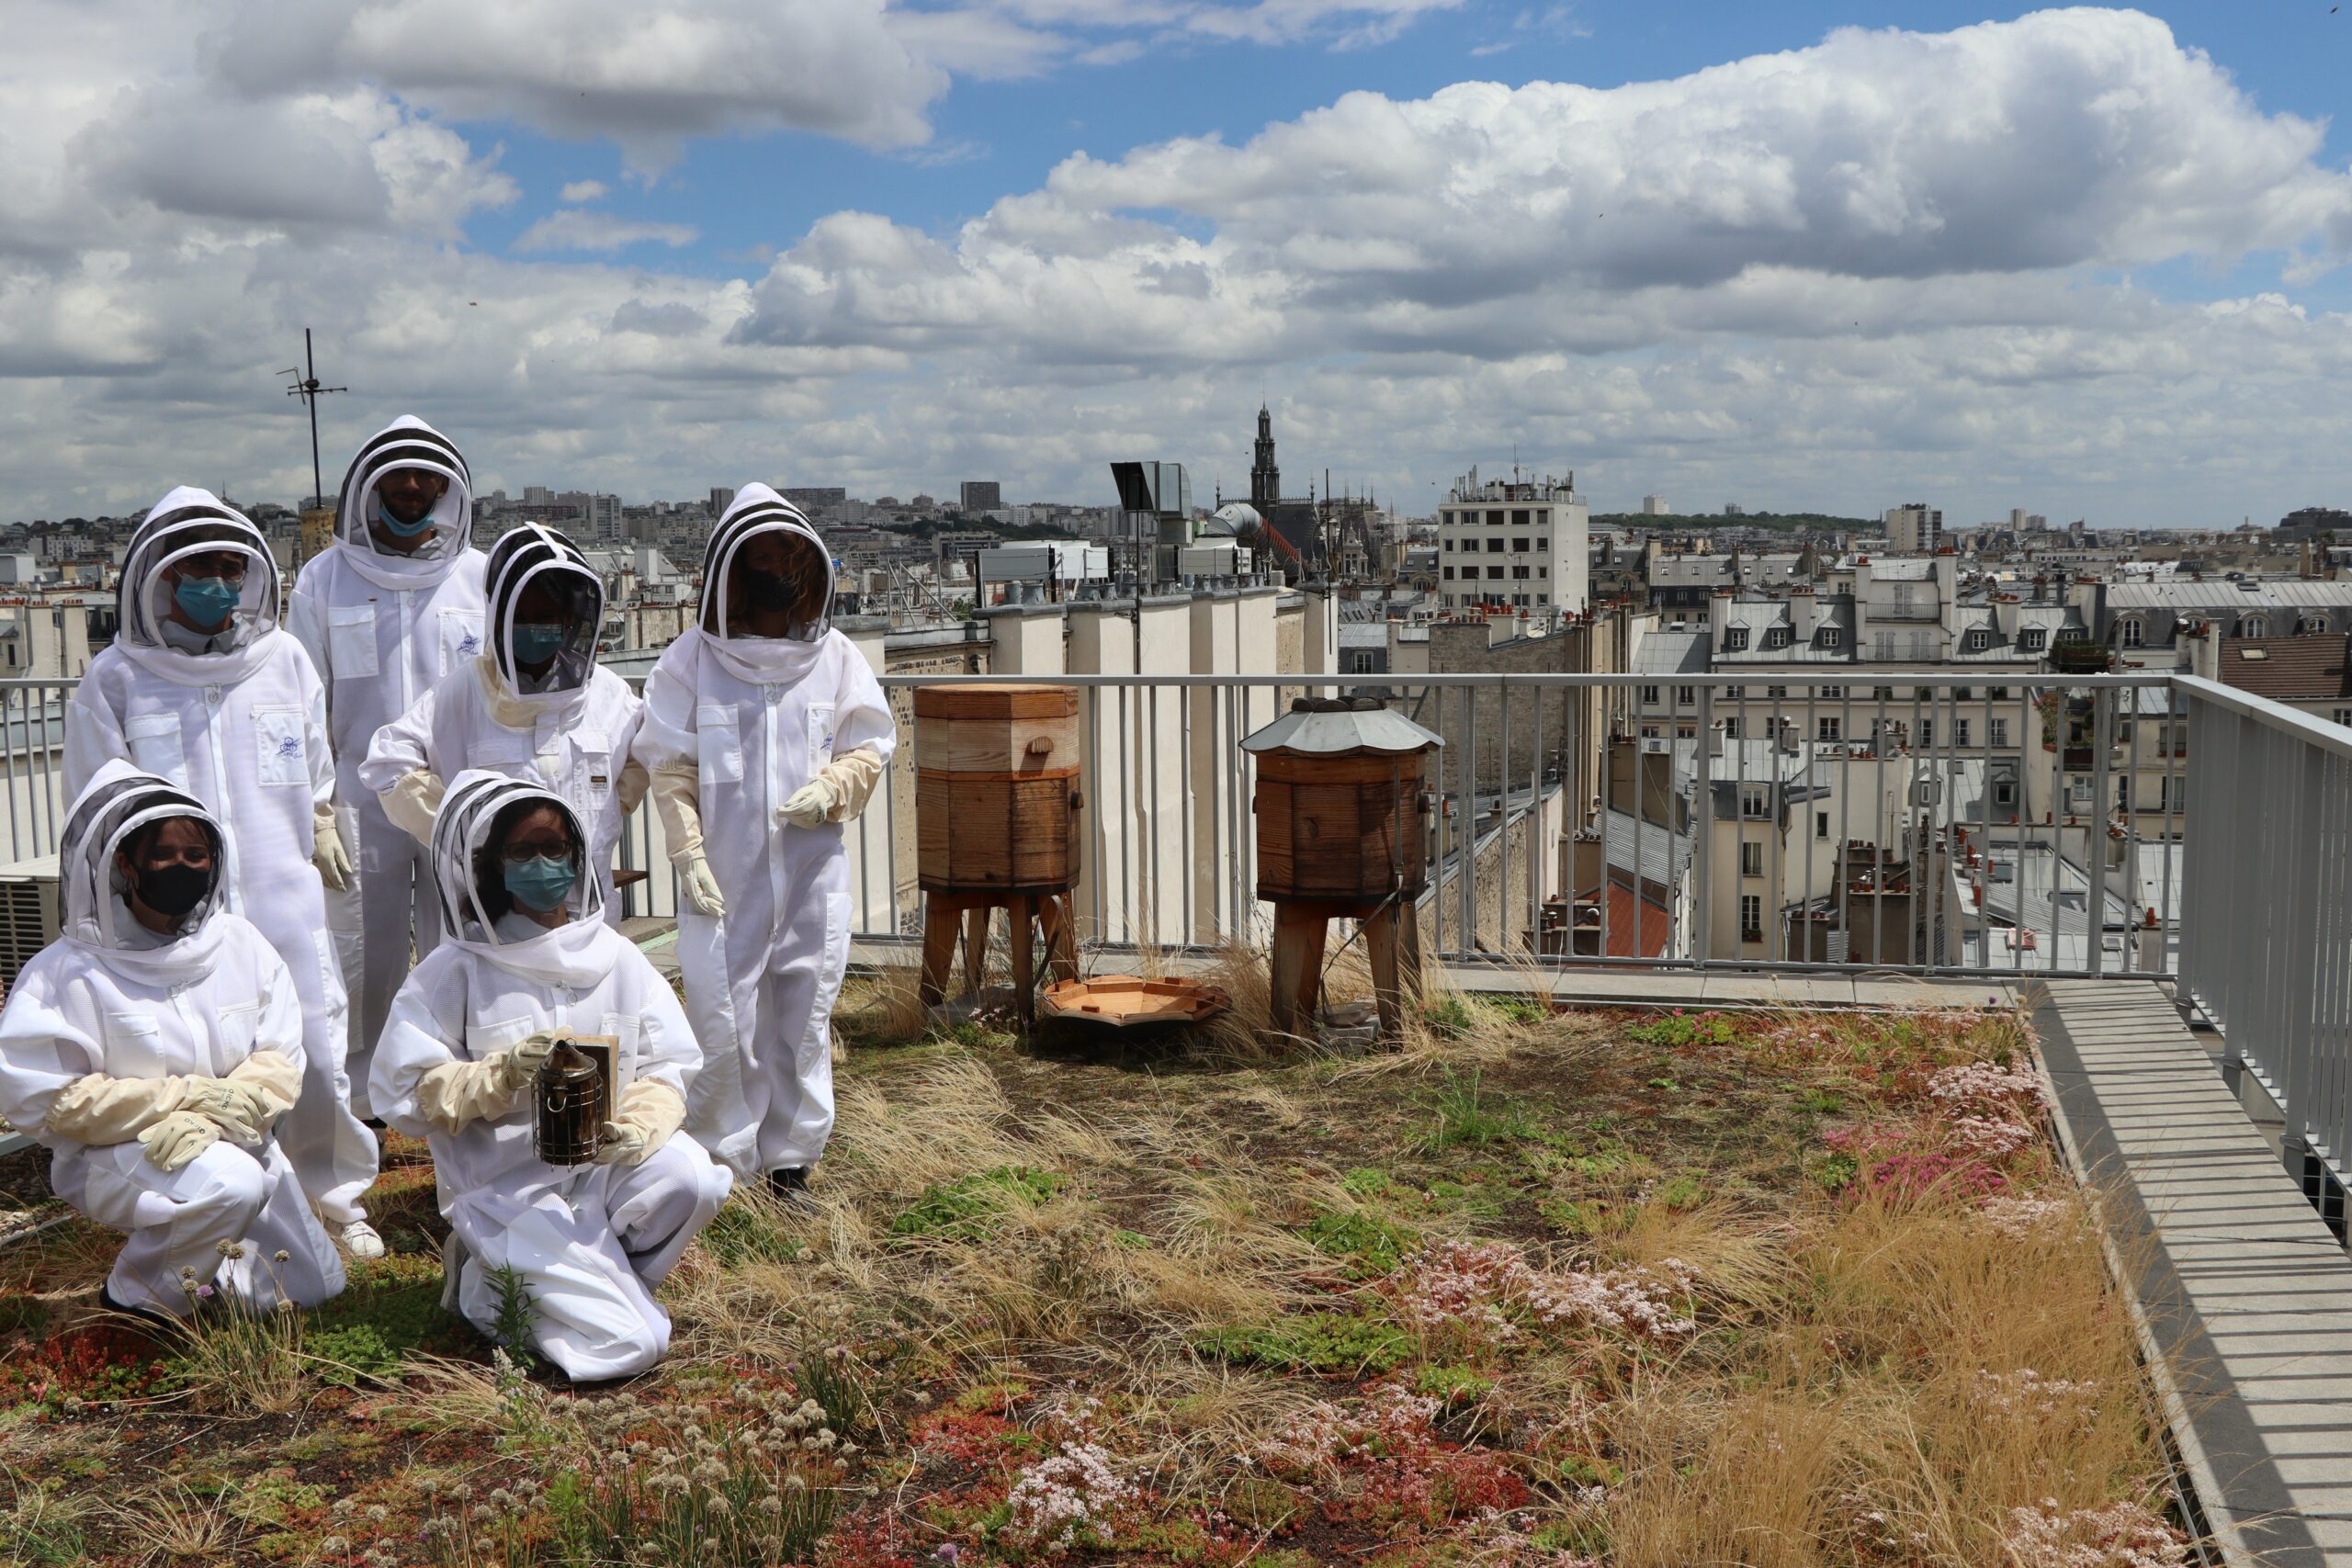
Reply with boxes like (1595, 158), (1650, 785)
(741, 566), (797, 615)
(134, 863), (211, 919)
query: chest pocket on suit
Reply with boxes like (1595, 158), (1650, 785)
(696, 705), (743, 784)
(214, 1002), (262, 1067)
(597, 1010), (640, 1096)
(327, 604), (379, 680)
(572, 729), (612, 806)
(124, 713), (186, 783)
(465, 1015), (536, 1063)
(441, 611), (484, 678)
(253, 707), (309, 787)
(806, 703), (835, 773)
(103, 1011), (168, 1077)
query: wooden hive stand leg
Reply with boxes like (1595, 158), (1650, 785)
(1040, 891), (1080, 985)
(1008, 894), (1037, 1032)
(919, 894), (959, 1009)
(959, 904), (992, 998)
(1365, 905), (1405, 1043)
(1268, 904), (1327, 1041)
(1396, 898), (1425, 1005)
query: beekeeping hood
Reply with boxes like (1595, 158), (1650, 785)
(695, 483), (835, 683)
(332, 414), (475, 589)
(483, 523), (602, 705)
(58, 760), (234, 985)
(431, 770), (616, 988)
(116, 487), (282, 684)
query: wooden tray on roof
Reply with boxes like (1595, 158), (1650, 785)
(1037, 975), (1231, 1031)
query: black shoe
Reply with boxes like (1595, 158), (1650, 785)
(98, 1283), (175, 1328)
(764, 1167), (814, 1210)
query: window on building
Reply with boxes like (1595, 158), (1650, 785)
(1818, 685), (1846, 699)
(2118, 618), (2144, 648)
(2020, 629), (2047, 651)
(2241, 616), (2267, 638)
(1767, 684), (1788, 699)
(1514, 536), (1532, 552)
(1441, 512), (1454, 527)
(1818, 716), (1841, 741)
(1952, 718), (1970, 747)
(1873, 684), (1894, 701)
(1725, 627), (1749, 651)
(2165, 774), (2188, 814)
(1676, 685), (1697, 706)
(1739, 785), (1769, 819)
(1538, 565), (1548, 578)
(1994, 778), (2018, 811)
(2116, 775), (2132, 814)
(1487, 564), (1505, 580)
(1740, 895), (1763, 942)
(1764, 626), (1791, 649)
(1513, 509), (1531, 526)
(1723, 717), (1741, 739)
(1815, 810), (1831, 840)
(1442, 566), (1454, 581)
(1676, 722), (1696, 739)
(1966, 628), (1994, 652)
(2301, 616), (2329, 635)
(1990, 717), (2009, 748)
(1641, 684), (1661, 705)
(1820, 626), (1842, 649)
(1989, 686), (2011, 700)
(1741, 841), (1764, 877)
(1535, 535), (1549, 551)
(1442, 537), (1453, 551)
(2334, 708), (2352, 727)
(1349, 652), (1377, 673)
(1516, 564), (1533, 580)
(1535, 511), (1549, 527)
(1919, 719), (1934, 748)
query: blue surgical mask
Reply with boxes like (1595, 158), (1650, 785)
(173, 575), (242, 630)
(374, 498), (435, 538)
(511, 623), (568, 665)
(502, 853), (576, 913)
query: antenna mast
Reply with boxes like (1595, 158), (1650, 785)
(279, 329), (346, 507)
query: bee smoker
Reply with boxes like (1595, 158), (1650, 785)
(535, 1041), (605, 1166)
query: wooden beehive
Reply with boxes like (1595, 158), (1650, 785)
(1254, 748), (1431, 902)
(1246, 698), (1441, 905)
(914, 683), (1082, 894)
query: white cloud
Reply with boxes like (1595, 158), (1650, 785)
(2, 7), (2351, 531)
(560, 179), (609, 204)
(514, 210), (700, 252)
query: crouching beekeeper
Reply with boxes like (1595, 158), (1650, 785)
(0, 764), (347, 1316)
(370, 772), (729, 1380)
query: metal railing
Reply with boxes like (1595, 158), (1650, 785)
(2177, 673), (2352, 1194)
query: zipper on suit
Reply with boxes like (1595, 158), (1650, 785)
(202, 685), (232, 880)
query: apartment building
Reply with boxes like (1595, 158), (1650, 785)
(1434, 472), (1589, 615)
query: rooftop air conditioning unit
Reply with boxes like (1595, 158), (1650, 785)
(0, 853), (59, 998)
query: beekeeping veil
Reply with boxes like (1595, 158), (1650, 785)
(58, 760), (234, 983)
(115, 488), (281, 683)
(332, 415), (475, 587)
(430, 771), (616, 988)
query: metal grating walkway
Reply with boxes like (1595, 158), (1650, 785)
(2035, 977), (2352, 1566)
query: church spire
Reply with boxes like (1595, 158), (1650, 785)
(1250, 402), (1280, 511)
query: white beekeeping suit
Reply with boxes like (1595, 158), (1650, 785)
(358, 525), (648, 923)
(288, 416), (488, 1112)
(2, 764), (353, 1315)
(632, 484), (894, 1195)
(370, 773), (729, 1380)
(65, 490), (382, 1253)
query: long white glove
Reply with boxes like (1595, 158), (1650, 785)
(776, 747), (887, 829)
(312, 801), (354, 891)
(139, 1111), (221, 1173)
(413, 1031), (569, 1134)
(594, 1079), (686, 1168)
(679, 856), (726, 916)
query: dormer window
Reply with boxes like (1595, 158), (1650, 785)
(1764, 626), (1791, 649)
(1725, 627), (1749, 651)
(1965, 628), (1994, 652)
(2239, 616), (2266, 638)
(2301, 616), (2329, 635)
(2020, 629), (2047, 651)
(1819, 626), (1841, 649)
(2117, 618), (2144, 649)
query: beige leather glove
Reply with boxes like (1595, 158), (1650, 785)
(777, 747), (886, 829)
(224, 1049), (302, 1124)
(176, 1077), (267, 1148)
(594, 1079), (685, 1167)
(679, 856), (726, 916)
(413, 1031), (567, 1134)
(139, 1111), (221, 1173)
(650, 764), (704, 862)
(616, 756), (651, 816)
(381, 769), (446, 846)
(311, 800), (354, 891)
(45, 1072), (192, 1145)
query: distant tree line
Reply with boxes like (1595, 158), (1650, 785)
(1588, 512), (1873, 533)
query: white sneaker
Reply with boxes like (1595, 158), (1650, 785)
(439, 1231), (469, 1314)
(338, 1219), (386, 1259)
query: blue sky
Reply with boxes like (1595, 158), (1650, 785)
(5, 1), (2350, 525)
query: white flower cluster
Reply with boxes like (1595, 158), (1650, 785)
(1258, 1382), (1442, 1476)
(1003, 1440), (1136, 1552)
(1976, 1194), (2075, 1237)
(1392, 1239), (1701, 1343)
(2001, 1498), (2188, 1567)
(1973, 1369), (2102, 1426)
(1928, 1060), (2046, 1115)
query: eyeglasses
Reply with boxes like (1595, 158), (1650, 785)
(500, 838), (575, 863)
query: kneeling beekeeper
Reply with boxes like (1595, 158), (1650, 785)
(370, 772), (729, 1379)
(0, 763), (347, 1316)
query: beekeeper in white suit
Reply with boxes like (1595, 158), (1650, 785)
(63, 493), (381, 1256)
(371, 773), (727, 1380)
(632, 485), (894, 1199)
(0, 765), (347, 1316)
(358, 524), (648, 921)
(288, 416), (487, 1116)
